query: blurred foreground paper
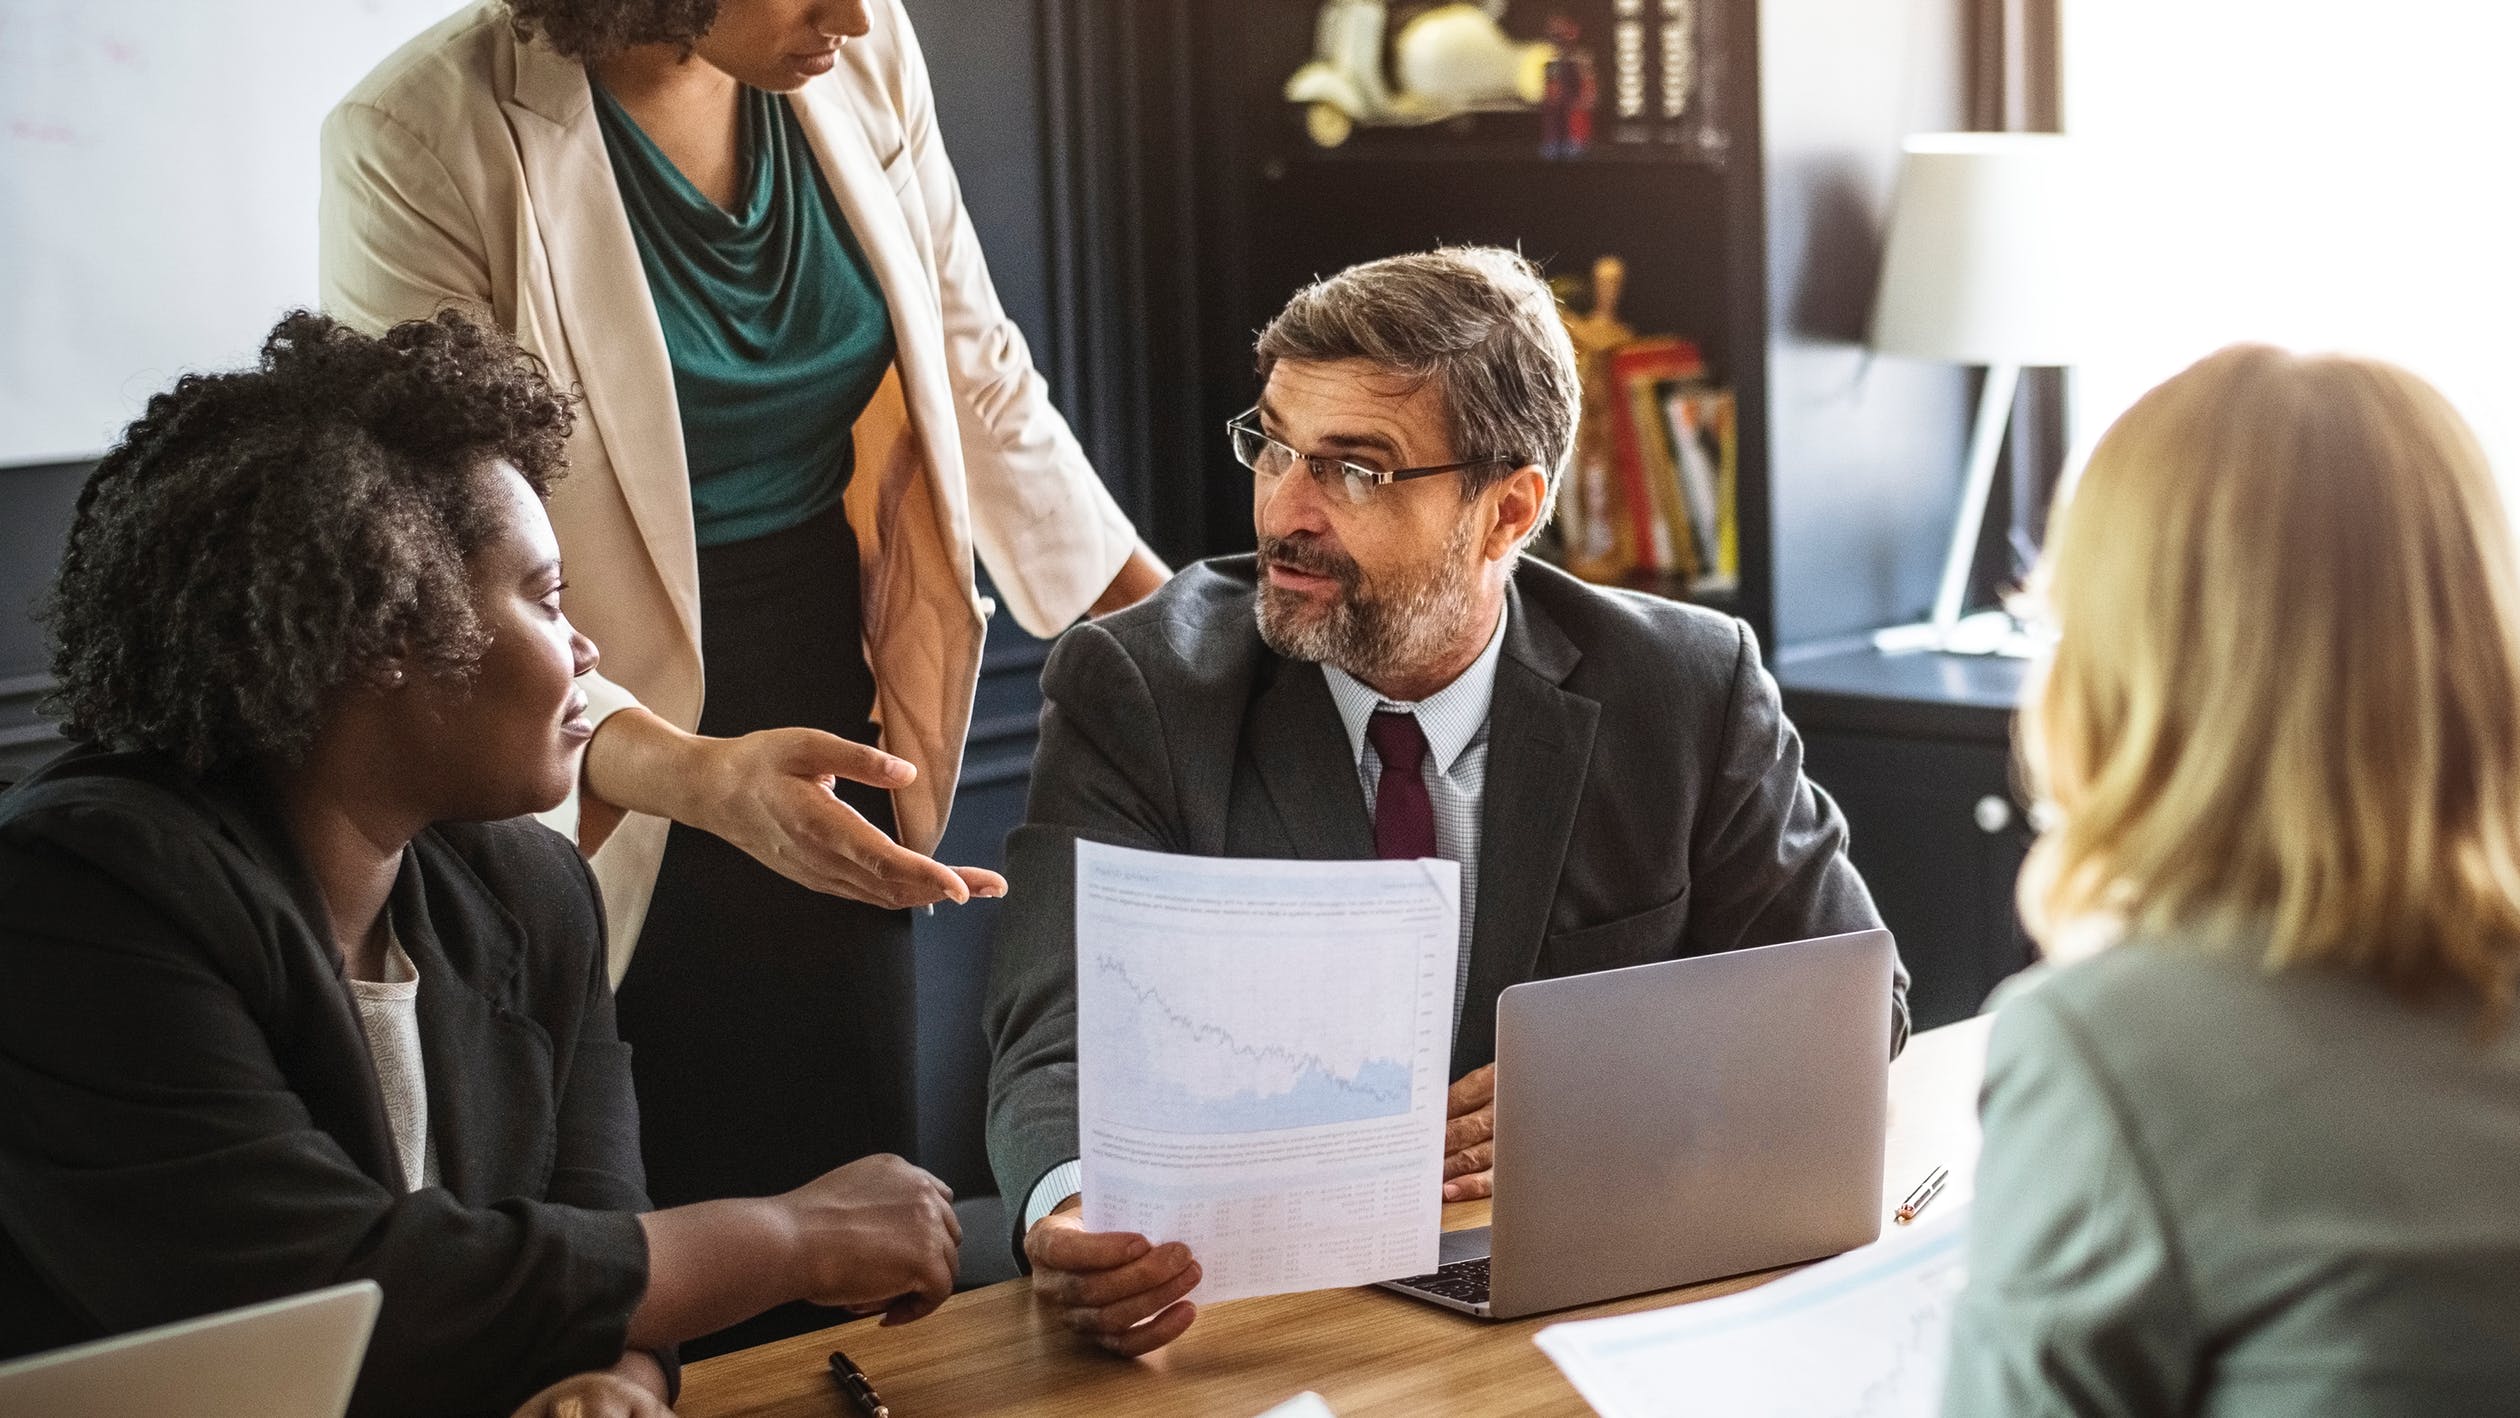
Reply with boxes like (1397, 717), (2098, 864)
(1535, 1207), (1970, 1418)
(1076, 841), (1459, 1304)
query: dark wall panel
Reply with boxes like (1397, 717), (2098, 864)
(1760, 0), (1974, 647)
(0, 461), (82, 777)
(903, 0), (1055, 372)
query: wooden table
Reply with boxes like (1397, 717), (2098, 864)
(680, 1016), (1993, 1418)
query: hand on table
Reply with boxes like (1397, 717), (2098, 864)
(508, 1360), (673, 1418)
(1025, 1201), (1201, 1356)
(1443, 1063), (1496, 1201)
(784, 1153), (963, 1326)
(688, 727), (1008, 909)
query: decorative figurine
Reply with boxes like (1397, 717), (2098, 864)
(1559, 255), (1637, 580)
(1285, 0), (1557, 148)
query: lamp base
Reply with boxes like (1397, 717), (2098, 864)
(1871, 609), (2044, 659)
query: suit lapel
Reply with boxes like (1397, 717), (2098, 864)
(1455, 584), (1597, 1069)
(786, 82), (932, 366)
(503, 41), (701, 654)
(784, 81), (965, 528)
(208, 786), (406, 1189)
(1247, 658), (1377, 861)
(398, 837), (545, 1204)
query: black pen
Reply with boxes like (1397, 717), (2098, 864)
(828, 1350), (890, 1418)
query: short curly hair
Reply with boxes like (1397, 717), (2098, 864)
(45, 309), (575, 775)
(505, 0), (721, 60)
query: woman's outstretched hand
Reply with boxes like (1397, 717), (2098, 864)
(582, 709), (1007, 909)
(689, 727), (1007, 908)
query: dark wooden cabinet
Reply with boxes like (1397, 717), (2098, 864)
(1780, 645), (2035, 1029)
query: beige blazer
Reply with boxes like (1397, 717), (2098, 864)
(319, 1), (1136, 977)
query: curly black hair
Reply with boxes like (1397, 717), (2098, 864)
(505, 0), (721, 60)
(44, 309), (575, 776)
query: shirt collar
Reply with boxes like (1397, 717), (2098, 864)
(1321, 601), (1511, 776)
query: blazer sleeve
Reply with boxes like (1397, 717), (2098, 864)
(318, 98), (496, 335)
(877, 0), (1138, 636)
(1684, 617), (1910, 1050)
(1939, 987), (2202, 1418)
(0, 839), (650, 1418)
(981, 620), (1179, 1252)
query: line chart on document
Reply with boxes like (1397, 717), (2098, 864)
(1086, 947), (1421, 1134)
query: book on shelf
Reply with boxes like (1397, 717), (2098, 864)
(1606, 337), (1705, 577)
(1551, 327), (1735, 601)
(1659, 381), (1738, 593)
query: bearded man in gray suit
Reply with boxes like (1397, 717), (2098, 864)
(984, 245), (1903, 1355)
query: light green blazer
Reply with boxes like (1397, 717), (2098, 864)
(1942, 938), (2520, 1417)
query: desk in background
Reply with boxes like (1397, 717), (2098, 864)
(678, 1015), (1993, 1418)
(1779, 645), (2036, 1030)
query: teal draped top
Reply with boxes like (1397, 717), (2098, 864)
(592, 82), (896, 548)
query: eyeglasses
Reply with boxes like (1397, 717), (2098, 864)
(1226, 407), (1507, 505)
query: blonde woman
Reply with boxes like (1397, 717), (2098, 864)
(1942, 345), (2520, 1415)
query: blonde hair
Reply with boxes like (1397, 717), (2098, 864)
(2021, 343), (2520, 1019)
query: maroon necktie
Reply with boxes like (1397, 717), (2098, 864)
(1367, 710), (1437, 861)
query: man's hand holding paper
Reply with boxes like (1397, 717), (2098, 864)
(1441, 1063), (1498, 1202)
(1024, 1200), (1202, 1356)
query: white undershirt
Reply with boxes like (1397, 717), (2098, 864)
(349, 930), (440, 1193)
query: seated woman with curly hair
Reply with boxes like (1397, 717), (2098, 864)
(0, 311), (960, 1418)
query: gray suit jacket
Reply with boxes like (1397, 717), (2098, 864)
(983, 555), (1901, 1226)
(1944, 941), (2520, 1417)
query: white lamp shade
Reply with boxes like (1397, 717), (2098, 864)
(1869, 133), (2089, 366)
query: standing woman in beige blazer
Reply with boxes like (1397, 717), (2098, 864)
(320, 0), (1166, 1343)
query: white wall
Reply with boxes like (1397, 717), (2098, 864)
(2063, 0), (2520, 490)
(0, 0), (465, 465)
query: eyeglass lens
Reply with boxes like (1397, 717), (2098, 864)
(1233, 422), (1374, 504)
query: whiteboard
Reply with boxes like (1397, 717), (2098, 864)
(0, 0), (468, 466)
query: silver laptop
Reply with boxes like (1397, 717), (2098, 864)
(0, 1281), (381, 1418)
(1379, 928), (1894, 1319)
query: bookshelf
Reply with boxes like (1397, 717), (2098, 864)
(1041, 0), (1979, 652)
(1032, 0), (2024, 1028)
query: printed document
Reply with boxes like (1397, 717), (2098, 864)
(1534, 1207), (1972, 1418)
(1076, 841), (1459, 1304)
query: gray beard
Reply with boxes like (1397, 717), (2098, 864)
(1255, 519), (1484, 687)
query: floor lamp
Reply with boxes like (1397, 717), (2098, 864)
(1867, 133), (2084, 656)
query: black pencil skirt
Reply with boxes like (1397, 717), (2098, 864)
(611, 503), (917, 1355)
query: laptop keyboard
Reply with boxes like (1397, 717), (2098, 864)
(1392, 1255), (1491, 1306)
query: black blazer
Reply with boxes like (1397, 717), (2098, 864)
(983, 556), (1904, 1230)
(0, 747), (662, 1418)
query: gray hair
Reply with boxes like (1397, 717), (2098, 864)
(1254, 246), (1582, 516)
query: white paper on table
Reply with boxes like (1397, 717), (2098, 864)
(1251, 1394), (1339, 1418)
(1075, 841), (1459, 1305)
(1534, 1206), (1972, 1418)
